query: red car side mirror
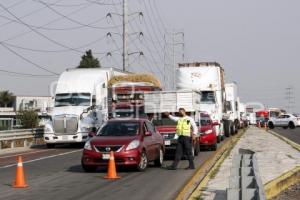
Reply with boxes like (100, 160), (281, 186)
(88, 132), (96, 138)
(145, 131), (152, 136)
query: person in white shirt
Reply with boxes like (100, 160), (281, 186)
(165, 108), (198, 170)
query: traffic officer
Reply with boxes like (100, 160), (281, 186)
(165, 108), (198, 170)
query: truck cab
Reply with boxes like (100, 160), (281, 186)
(44, 68), (127, 148)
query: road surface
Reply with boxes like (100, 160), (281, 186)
(0, 141), (227, 200)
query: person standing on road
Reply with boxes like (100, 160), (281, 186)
(165, 108), (198, 170)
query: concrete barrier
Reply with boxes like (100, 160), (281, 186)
(227, 148), (266, 200)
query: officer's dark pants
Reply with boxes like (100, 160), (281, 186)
(171, 135), (195, 168)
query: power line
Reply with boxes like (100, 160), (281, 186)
(0, 68), (58, 77)
(0, 42), (59, 75)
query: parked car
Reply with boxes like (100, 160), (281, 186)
(199, 112), (218, 151)
(268, 114), (300, 129)
(81, 118), (164, 172)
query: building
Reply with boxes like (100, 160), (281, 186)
(0, 96), (53, 130)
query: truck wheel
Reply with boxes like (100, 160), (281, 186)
(46, 143), (55, 148)
(268, 122), (274, 129)
(289, 122), (296, 129)
(224, 121), (231, 137)
(230, 124), (235, 135)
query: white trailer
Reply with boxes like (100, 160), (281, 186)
(224, 82), (240, 133)
(44, 68), (127, 148)
(176, 62), (226, 141)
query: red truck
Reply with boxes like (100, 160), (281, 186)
(107, 74), (161, 119)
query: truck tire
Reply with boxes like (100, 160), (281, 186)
(224, 121), (231, 137)
(230, 122), (236, 135)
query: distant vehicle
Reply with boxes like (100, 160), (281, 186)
(144, 90), (201, 156)
(81, 118), (164, 172)
(268, 114), (300, 129)
(256, 110), (269, 126)
(246, 113), (256, 125)
(176, 62), (226, 141)
(44, 68), (127, 148)
(224, 82), (240, 134)
(199, 112), (218, 151)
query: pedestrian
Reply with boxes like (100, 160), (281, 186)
(165, 108), (198, 170)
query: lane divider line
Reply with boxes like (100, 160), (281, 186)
(0, 149), (56, 159)
(0, 149), (82, 169)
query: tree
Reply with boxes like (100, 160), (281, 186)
(16, 110), (39, 129)
(0, 90), (14, 107)
(77, 49), (101, 68)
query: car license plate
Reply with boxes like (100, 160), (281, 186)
(62, 135), (68, 140)
(102, 153), (110, 160)
(164, 140), (171, 146)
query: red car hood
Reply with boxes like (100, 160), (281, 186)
(90, 136), (139, 146)
(156, 126), (176, 133)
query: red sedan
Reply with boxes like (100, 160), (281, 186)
(199, 113), (218, 151)
(81, 118), (164, 172)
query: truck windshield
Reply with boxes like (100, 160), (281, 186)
(97, 122), (139, 136)
(201, 91), (215, 103)
(152, 118), (177, 126)
(55, 93), (91, 107)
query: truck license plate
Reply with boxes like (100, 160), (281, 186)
(102, 153), (110, 160)
(62, 135), (68, 140)
(164, 140), (171, 146)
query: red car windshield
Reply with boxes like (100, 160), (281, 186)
(97, 122), (140, 137)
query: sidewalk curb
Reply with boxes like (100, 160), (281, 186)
(175, 128), (246, 200)
(264, 130), (300, 199)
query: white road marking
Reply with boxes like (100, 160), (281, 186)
(0, 149), (56, 159)
(0, 149), (82, 169)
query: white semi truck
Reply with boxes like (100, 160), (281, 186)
(176, 62), (227, 141)
(224, 82), (240, 134)
(44, 68), (127, 148)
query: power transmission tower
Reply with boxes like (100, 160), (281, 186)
(163, 30), (185, 90)
(122, 0), (129, 71)
(285, 86), (295, 113)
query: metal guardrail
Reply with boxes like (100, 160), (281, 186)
(0, 128), (44, 149)
(227, 148), (266, 200)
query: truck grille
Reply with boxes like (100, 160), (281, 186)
(53, 116), (78, 135)
(94, 145), (123, 152)
(162, 133), (176, 139)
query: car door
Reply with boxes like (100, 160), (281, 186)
(275, 115), (284, 126)
(142, 122), (155, 161)
(282, 115), (290, 127)
(145, 121), (158, 161)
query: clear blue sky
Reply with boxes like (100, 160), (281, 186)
(0, 0), (299, 112)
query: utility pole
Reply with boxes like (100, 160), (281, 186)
(123, 0), (129, 71)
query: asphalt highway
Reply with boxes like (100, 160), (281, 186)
(0, 141), (228, 200)
(272, 127), (300, 145)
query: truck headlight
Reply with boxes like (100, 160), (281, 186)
(126, 140), (140, 151)
(84, 141), (92, 151)
(44, 126), (53, 133)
